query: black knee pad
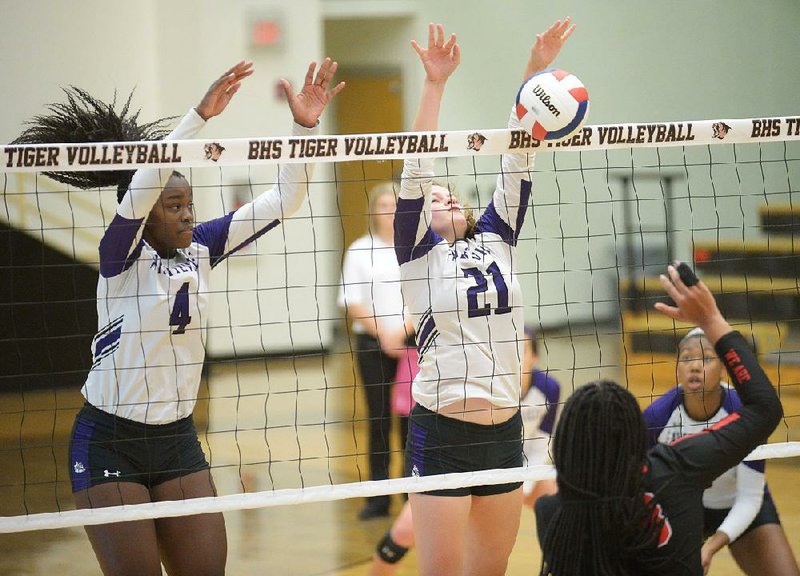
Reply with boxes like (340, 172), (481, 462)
(376, 531), (409, 564)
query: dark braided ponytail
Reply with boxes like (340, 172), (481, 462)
(12, 87), (176, 200)
(540, 380), (663, 576)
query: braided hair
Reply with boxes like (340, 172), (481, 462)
(13, 87), (176, 201)
(540, 380), (663, 576)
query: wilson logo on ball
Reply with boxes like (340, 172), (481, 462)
(515, 68), (589, 142)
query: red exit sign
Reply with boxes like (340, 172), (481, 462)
(252, 19), (282, 46)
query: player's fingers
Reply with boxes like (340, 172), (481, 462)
(279, 78), (295, 101)
(324, 60), (339, 83)
(659, 271), (682, 301)
(562, 23), (576, 42)
(428, 23), (435, 48)
(226, 83), (241, 98)
(452, 43), (461, 66)
(316, 57), (332, 85)
(443, 32), (456, 51)
(411, 39), (424, 57)
(654, 301), (682, 320)
(435, 23), (444, 47)
(234, 62), (255, 81)
(328, 81), (346, 99)
(222, 60), (246, 79)
(674, 261), (700, 287)
(303, 61), (316, 86)
(545, 19), (561, 37)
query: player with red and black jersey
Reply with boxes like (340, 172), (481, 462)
(535, 263), (783, 576)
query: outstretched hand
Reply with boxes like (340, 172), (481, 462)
(411, 23), (461, 84)
(525, 17), (576, 79)
(280, 58), (345, 128)
(654, 262), (731, 343)
(195, 61), (255, 121)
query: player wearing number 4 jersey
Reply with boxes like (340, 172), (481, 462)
(394, 19), (574, 576)
(16, 60), (343, 576)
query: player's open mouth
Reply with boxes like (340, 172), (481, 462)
(684, 377), (704, 390)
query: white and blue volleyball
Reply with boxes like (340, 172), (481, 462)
(515, 68), (589, 141)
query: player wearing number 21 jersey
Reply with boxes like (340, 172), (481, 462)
(83, 110), (317, 425)
(394, 132), (533, 413)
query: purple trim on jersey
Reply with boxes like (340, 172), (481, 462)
(409, 419), (428, 476)
(99, 213), (145, 278)
(93, 323), (122, 361)
(417, 315), (436, 353)
(473, 179), (532, 247)
(193, 211), (281, 268)
(643, 387), (684, 448)
(643, 386), (766, 474)
(192, 212), (234, 267)
(531, 369), (561, 434)
(394, 197), (443, 264)
(70, 417), (95, 492)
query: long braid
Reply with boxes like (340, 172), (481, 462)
(12, 87), (176, 197)
(541, 380), (662, 575)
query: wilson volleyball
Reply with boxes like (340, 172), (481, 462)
(515, 68), (589, 141)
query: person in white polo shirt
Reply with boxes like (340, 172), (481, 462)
(340, 182), (412, 520)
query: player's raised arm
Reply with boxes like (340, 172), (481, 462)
(654, 262), (782, 482)
(523, 17), (575, 80)
(410, 22), (460, 132)
(102, 62), (253, 276)
(395, 24), (460, 263)
(205, 58), (345, 264)
(485, 18), (576, 245)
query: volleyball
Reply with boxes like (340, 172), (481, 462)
(515, 68), (589, 141)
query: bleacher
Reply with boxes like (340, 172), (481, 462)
(621, 204), (800, 414)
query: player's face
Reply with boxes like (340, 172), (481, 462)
(371, 192), (397, 236)
(144, 175), (195, 254)
(430, 185), (468, 243)
(677, 337), (723, 394)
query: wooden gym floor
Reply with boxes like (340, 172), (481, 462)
(1, 327), (798, 575)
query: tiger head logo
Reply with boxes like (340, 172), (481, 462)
(712, 122), (731, 140)
(467, 132), (487, 151)
(204, 142), (225, 162)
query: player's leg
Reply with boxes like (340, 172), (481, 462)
(729, 523), (800, 576)
(463, 487), (523, 576)
(74, 482), (162, 576)
(151, 469), (227, 576)
(369, 500), (415, 576)
(409, 492), (470, 576)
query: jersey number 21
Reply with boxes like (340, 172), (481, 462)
(463, 262), (511, 318)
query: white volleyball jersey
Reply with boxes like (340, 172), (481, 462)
(521, 369), (561, 466)
(82, 109), (317, 424)
(644, 385), (767, 542)
(394, 123), (534, 412)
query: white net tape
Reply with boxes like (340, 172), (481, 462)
(1, 442), (797, 533)
(3, 116), (800, 172)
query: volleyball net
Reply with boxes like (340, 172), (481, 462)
(1, 116), (799, 533)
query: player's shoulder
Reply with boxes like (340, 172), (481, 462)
(644, 387), (683, 425)
(720, 383), (742, 412)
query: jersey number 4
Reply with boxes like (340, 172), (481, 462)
(463, 262), (511, 318)
(169, 282), (193, 335)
